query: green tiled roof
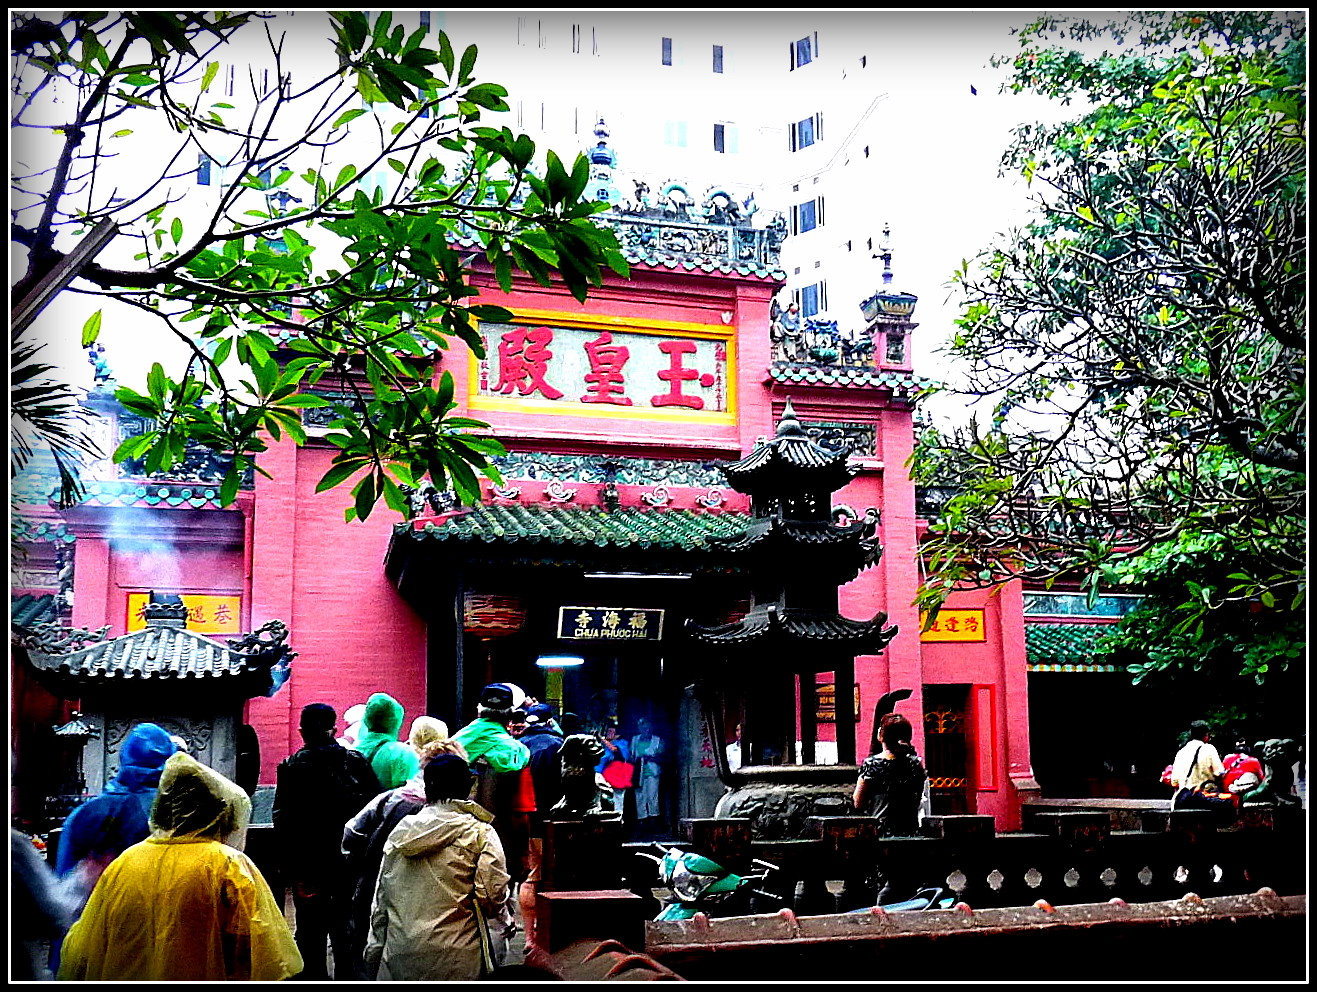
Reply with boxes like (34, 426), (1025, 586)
(396, 504), (750, 551)
(77, 480), (226, 509)
(1026, 623), (1121, 672)
(625, 254), (785, 281)
(11, 519), (76, 544)
(12, 594), (58, 626)
(768, 364), (931, 395)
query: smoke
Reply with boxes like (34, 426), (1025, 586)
(103, 505), (184, 592)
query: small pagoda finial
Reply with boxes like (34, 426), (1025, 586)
(777, 399), (804, 436)
(587, 117), (620, 205)
(879, 223), (894, 287)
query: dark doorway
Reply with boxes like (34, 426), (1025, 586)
(923, 684), (970, 815)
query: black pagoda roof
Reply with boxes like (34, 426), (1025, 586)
(720, 400), (857, 498)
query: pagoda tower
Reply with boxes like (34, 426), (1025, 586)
(686, 400), (899, 835)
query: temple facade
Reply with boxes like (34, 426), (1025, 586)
(12, 142), (1050, 832)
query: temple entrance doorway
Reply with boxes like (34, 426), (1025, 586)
(923, 684), (971, 815)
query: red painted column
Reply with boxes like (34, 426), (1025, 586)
(872, 406), (924, 759)
(244, 434), (300, 784)
(735, 284), (776, 453)
(996, 578), (1034, 831)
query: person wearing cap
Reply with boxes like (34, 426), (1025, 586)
(517, 702), (565, 948)
(274, 703), (380, 980)
(354, 692), (421, 790)
(59, 753), (302, 981)
(452, 683), (532, 774)
(453, 684), (533, 941)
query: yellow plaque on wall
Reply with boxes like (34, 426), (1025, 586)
(919, 609), (987, 642)
(127, 593), (242, 634)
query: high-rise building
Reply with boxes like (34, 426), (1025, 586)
(442, 11), (910, 334)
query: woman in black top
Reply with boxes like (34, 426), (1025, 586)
(853, 714), (926, 836)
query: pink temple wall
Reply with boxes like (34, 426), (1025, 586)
(55, 261), (1032, 827)
(245, 441), (428, 785)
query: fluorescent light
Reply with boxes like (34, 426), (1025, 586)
(536, 654), (585, 668)
(582, 571), (691, 580)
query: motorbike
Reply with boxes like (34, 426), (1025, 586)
(853, 886), (955, 912)
(637, 846), (781, 922)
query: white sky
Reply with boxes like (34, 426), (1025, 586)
(19, 10), (1075, 426)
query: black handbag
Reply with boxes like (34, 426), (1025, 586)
(1172, 745), (1236, 820)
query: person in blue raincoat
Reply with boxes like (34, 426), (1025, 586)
(56, 722), (177, 906)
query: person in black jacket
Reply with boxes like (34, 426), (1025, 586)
(274, 702), (380, 980)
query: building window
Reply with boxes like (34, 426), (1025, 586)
(859, 54), (867, 68)
(713, 123), (738, 154)
(795, 281), (827, 317)
(572, 23), (581, 54)
(790, 196), (824, 235)
(661, 36), (672, 66)
(418, 85), (437, 119)
(1022, 593), (1144, 618)
(789, 32), (818, 70)
(197, 153), (213, 186)
(712, 44), (724, 73)
(419, 11), (430, 31)
(789, 113), (823, 151)
(663, 120), (687, 147)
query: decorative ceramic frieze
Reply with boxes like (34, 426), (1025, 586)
(491, 452), (728, 489)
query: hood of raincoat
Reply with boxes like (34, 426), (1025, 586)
(385, 799), (493, 860)
(149, 752), (251, 848)
(107, 723), (176, 794)
(364, 693), (405, 735)
(356, 693), (406, 766)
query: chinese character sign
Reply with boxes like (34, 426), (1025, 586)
(919, 609), (987, 642)
(127, 593), (242, 634)
(476, 322), (730, 417)
(558, 607), (665, 641)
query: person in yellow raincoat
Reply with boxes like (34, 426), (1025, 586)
(59, 752), (302, 981)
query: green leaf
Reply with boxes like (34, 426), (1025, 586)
(352, 472), (377, 521)
(316, 458), (368, 493)
(81, 310), (103, 347)
(278, 393), (331, 408)
(333, 108), (367, 129)
(220, 466), (241, 507)
(170, 217), (183, 245)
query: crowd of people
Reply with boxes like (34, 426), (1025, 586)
(16, 694), (1307, 979)
(17, 684), (664, 981)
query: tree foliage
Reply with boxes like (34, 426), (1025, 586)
(914, 12), (1306, 682)
(11, 11), (627, 518)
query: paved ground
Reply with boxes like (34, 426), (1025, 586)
(282, 886), (529, 979)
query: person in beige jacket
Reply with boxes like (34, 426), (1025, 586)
(365, 754), (509, 980)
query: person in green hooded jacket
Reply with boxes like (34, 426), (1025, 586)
(354, 693), (420, 790)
